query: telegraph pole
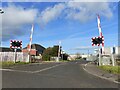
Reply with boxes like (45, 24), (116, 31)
(111, 46), (115, 66)
(14, 48), (17, 63)
(98, 46), (101, 66)
(57, 41), (61, 62)
(61, 50), (64, 60)
(87, 49), (89, 60)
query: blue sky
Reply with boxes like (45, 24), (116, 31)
(1, 1), (119, 54)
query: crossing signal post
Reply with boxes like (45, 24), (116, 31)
(91, 14), (105, 66)
(10, 40), (22, 63)
(91, 36), (104, 66)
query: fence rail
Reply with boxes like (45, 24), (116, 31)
(0, 52), (28, 62)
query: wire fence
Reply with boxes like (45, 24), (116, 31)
(0, 52), (28, 62)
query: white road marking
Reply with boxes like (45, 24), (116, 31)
(0, 69), (32, 73)
(0, 63), (65, 74)
(32, 64), (64, 73)
(9, 63), (43, 69)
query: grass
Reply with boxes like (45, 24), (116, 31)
(99, 65), (120, 74)
(59, 60), (69, 62)
(0, 61), (15, 67)
(15, 61), (29, 65)
(0, 61), (30, 68)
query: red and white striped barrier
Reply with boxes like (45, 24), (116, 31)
(97, 14), (105, 54)
(27, 24), (34, 52)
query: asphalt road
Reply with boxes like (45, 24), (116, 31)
(2, 60), (119, 88)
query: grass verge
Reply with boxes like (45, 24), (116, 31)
(59, 60), (69, 62)
(99, 65), (120, 74)
(0, 61), (30, 68)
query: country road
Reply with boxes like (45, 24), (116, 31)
(2, 60), (119, 88)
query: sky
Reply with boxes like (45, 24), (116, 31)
(0, 0), (119, 54)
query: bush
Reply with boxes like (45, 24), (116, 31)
(42, 54), (51, 61)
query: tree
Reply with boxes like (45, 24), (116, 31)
(62, 53), (69, 60)
(51, 45), (59, 56)
(42, 47), (53, 61)
(42, 45), (61, 61)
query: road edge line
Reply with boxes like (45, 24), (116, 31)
(83, 63), (120, 84)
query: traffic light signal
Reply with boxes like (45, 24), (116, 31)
(10, 40), (22, 48)
(91, 36), (104, 46)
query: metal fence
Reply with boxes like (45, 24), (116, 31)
(90, 54), (120, 66)
(87, 56), (98, 61)
(0, 52), (28, 62)
(102, 56), (111, 65)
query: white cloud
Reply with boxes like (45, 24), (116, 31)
(38, 1), (113, 25)
(1, 4), (38, 41)
(38, 3), (65, 26)
(66, 2), (113, 22)
(1, 1), (114, 41)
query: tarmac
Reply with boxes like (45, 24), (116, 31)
(83, 62), (120, 84)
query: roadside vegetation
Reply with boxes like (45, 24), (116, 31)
(59, 60), (69, 62)
(0, 61), (30, 68)
(99, 65), (120, 74)
(42, 45), (68, 61)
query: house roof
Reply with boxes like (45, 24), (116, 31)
(0, 47), (22, 52)
(23, 44), (45, 55)
(23, 44), (45, 50)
